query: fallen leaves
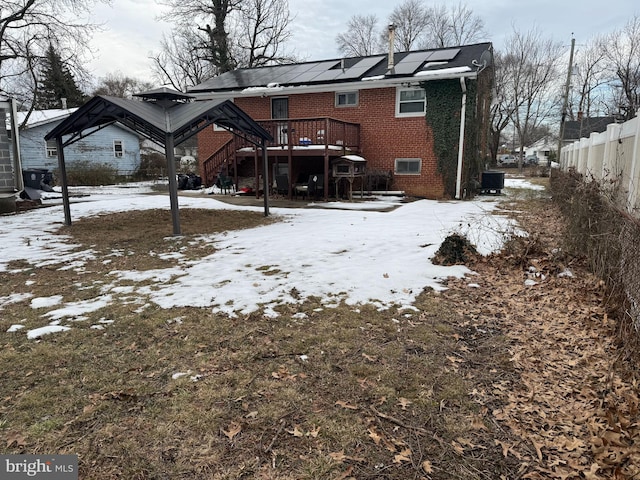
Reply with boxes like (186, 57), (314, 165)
(222, 421), (242, 440)
(439, 197), (640, 479)
(392, 448), (412, 464)
(329, 450), (365, 463)
(5, 432), (26, 448)
(335, 400), (358, 410)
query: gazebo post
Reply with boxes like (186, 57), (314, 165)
(164, 132), (181, 235)
(262, 140), (269, 216)
(56, 136), (72, 226)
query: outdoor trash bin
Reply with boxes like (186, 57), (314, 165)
(22, 169), (54, 191)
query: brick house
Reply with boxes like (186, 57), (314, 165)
(189, 42), (494, 199)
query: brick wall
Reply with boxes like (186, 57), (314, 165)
(198, 86), (448, 198)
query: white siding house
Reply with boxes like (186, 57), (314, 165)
(524, 137), (555, 164)
(18, 109), (141, 175)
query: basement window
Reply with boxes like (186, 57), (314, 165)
(396, 87), (426, 117)
(336, 91), (358, 107)
(395, 158), (421, 174)
(114, 140), (124, 158)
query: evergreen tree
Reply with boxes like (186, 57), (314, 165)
(35, 45), (86, 109)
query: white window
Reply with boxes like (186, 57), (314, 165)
(213, 123), (225, 131)
(396, 87), (426, 117)
(46, 139), (57, 158)
(113, 140), (124, 157)
(336, 91), (358, 107)
(395, 158), (422, 175)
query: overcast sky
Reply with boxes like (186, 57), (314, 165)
(86, 0), (638, 85)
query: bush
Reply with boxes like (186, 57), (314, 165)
(134, 152), (167, 180)
(58, 160), (118, 186)
(551, 168), (640, 365)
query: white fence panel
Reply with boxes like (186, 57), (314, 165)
(560, 114), (640, 215)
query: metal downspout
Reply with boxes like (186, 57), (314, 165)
(455, 77), (467, 200)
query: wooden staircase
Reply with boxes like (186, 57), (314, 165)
(202, 138), (237, 187)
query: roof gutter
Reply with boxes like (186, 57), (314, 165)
(455, 77), (467, 200)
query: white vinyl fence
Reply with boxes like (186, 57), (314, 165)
(559, 115), (640, 214)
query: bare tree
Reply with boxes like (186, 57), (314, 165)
(158, 0), (295, 85)
(570, 37), (608, 119)
(489, 50), (519, 162)
(151, 28), (216, 91)
(387, 0), (429, 51)
(235, 0), (295, 68)
(501, 28), (564, 169)
(336, 14), (384, 57)
(600, 14), (640, 120)
(159, 0), (242, 74)
(449, 3), (486, 46)
(421, 2), (486, 49)
(423, 4), (450, 49)
(92, 72), (155, 98)
(0, 0), (107, 106)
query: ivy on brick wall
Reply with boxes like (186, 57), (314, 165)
(422, 79), (479, 198)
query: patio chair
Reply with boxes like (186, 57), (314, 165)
(307, 174), (324, 200)
(274, 174), (289, 196)
(294, 173), (308, 199)
(217, 174), (234, 194)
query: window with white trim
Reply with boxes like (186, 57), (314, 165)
(336, 91), (358, 107)
(46, 139), (57, 157)
(395, 158), (422, 174)
(113, 139), (124, 157)
(396, 87), (426, 117)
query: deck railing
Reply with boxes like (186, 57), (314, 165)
(202, 117), (360, 186)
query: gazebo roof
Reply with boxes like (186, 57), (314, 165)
(45, 93), (272, 147)
(44, 89), (274, 235)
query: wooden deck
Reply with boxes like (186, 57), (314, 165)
(202, 117), (360, 189)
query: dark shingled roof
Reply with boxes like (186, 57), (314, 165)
(563, 117), (616, 141)
(189, 42), (493, 94)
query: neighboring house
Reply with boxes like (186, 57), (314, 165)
(17, 109), (141, 175)
(524, 137), (556, 164)
(562, 116), (616, 144)
(189, 42), (494, 199)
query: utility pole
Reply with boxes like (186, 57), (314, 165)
(556, 35), (576, 168)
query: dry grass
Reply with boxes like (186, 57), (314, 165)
(4, 195), (634, 479)
(0, 207), (520, 479)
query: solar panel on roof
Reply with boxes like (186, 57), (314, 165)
(309, 68), (345, 82)
(390, 51), (432, 75)
(334, 55), (385, 80)
(292, 61), (341, 83)
(426, 48), (460, 62)
(263, 64), (306, 84)
(275, 63), (322, 84)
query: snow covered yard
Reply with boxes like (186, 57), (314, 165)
(0, 180), (524, 339)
